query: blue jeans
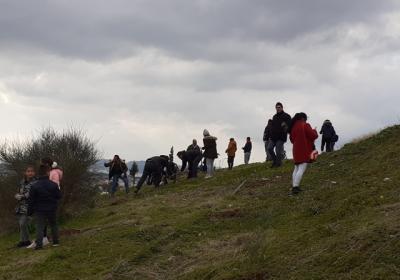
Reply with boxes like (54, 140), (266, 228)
(111, 174), (129, 194)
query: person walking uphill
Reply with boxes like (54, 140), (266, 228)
(289, 113), (318, 195)
(263, 119), (273, 162)
(242, 137), (252, 164)
(320, 120), (337, 152)
(202, 129), (218, 178)
(27, 164), (62, 250)
(225, 138), (237, 170)
(268, 102), (291, 168)
(104, 155), (129, 196)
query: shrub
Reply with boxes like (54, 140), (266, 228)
(0, 127), (99, 233)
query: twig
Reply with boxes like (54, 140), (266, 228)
(233, 180), (248, 195)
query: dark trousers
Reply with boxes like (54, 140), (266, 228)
(321, 137), (333, 152)
(268, 140), (285, 166)
(228, 156), (235, 170)
(35, 211), (59, 247)
(188, 156), (202, 178)
(137, 162), (162, 190)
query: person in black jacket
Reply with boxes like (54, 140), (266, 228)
(320, 120), (337, 152)
(267, 102), (292, 168)
(242, 137), (252, 164)
(177, 139), (203, 179)
(104, 155), (129, 195)
(135, 155), (170, 193)
(263, 119), (273, 162)
(27, 164), (62, 250)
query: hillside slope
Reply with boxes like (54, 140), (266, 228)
(1, 126), (400, 279)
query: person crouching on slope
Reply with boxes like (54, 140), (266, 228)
(15, 165), (37, 248)
(27, 164), (62, 250)
(289, 113), (318, 195)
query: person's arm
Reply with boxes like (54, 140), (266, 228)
(27, 186), (35, 216)
(54, 185), (62, 200)
(305, 123), (318, 141)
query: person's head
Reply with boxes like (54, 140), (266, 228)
(113, 155), (120, 162)
(289, 112), (308, 133)
(38, 164), (50, 177)
(203, 129), (210, 137)
(275, 102), (284, 113)
(230, 138), (234, 142)
(247, 137), (251, 142)
(41, 157), (53, 167)
(192, 139), (197, 146)
(24, 165), (36, 181)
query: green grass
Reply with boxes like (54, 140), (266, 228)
(1, 125), (400, 279)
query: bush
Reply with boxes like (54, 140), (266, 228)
(0, 127), (99, 233)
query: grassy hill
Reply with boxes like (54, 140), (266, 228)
(1, 126), (400, 279)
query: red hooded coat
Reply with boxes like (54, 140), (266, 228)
(290, 120), (318, 164)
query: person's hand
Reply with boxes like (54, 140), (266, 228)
(15, 194), (23, 200)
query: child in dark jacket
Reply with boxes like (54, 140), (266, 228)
(15, 166), (37, 248)
(28, 164), (62, 250)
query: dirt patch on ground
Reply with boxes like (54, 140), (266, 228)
(209, 208), (243, 220)
(59, 229), (82, 237)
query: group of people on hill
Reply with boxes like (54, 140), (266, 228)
(104, 102), (338, 196)
(15, 158), (63, 250)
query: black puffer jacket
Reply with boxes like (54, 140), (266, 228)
(203, 136), (218, 159)
(27, 176), (62, 215)
(270, 112), (292, 142)
(320, 121), (336, 140)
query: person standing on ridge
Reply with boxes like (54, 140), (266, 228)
(320, 120), (337, 152)
(289, 113), (318, 195)
(268, 102), (292, 168)
(225, 138), (237, 170)
(242, 137), (252, 164)
(263, 119), (273, 162)
(202, 129), (218, 178)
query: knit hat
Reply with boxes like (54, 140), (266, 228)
(203, 129), (210, 137)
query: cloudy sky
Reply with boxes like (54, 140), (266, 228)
(1, 0), (400, 165)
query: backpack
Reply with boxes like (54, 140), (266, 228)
(332, 134), (339, 142)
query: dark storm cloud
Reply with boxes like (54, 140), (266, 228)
(0, 0), (397, 60)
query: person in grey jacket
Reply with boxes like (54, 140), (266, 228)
(15, 166), (37, 248)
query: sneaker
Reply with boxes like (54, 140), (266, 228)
(17, 241), (31, 248)
(27, 241), (36, 249)
(291, 187), (301, 195)
(43, 237), (50, 247)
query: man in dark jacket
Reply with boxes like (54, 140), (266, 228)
(27, 164), (62, 250)
(104, 155), (129, 195)
(320, 120), (337, 152)
(267, 102), (292, 167)
(242, 137), (252, 164)
(178, 139), (203, 179)
(135, 155), (170, 193)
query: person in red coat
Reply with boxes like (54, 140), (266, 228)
(289, 113), (318, 195)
